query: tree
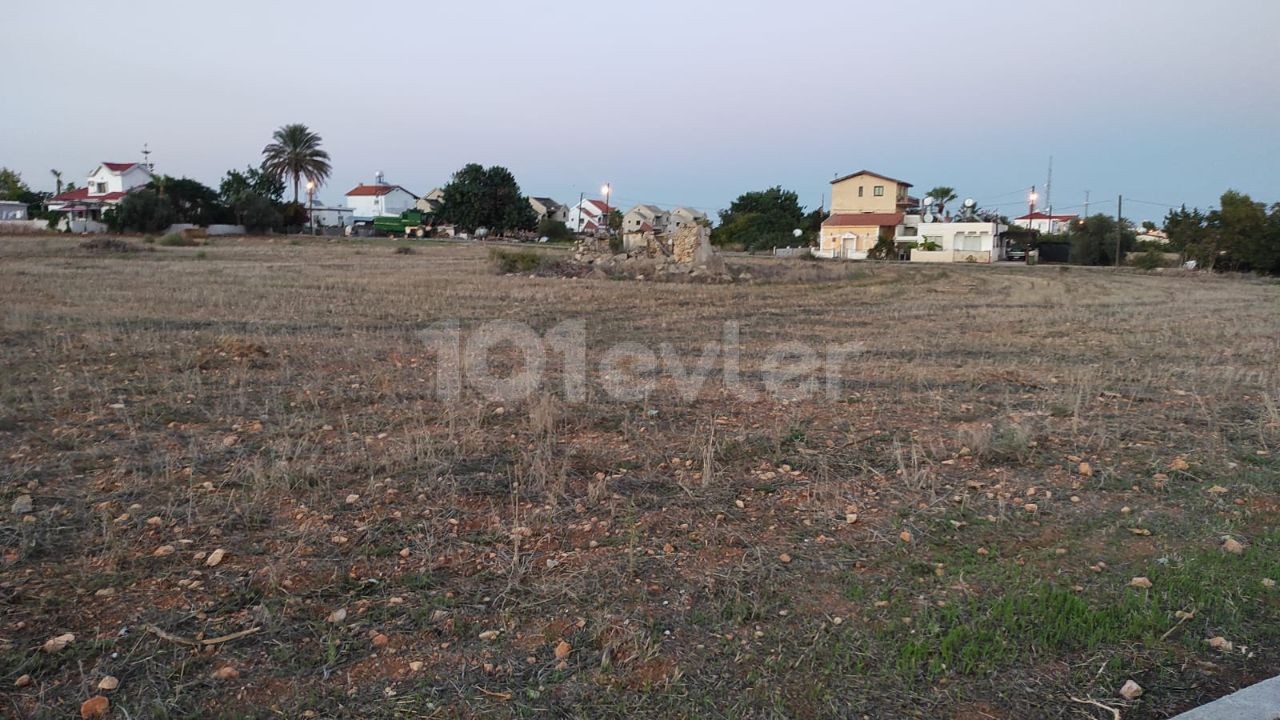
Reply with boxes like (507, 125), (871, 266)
(925, 186), (958, 215)
(437, 163), (537, 234)
(157, 176), (230, 225)
(712, 186), (807, 251)
(261, 124), (332, 204)
(1067, 214), (1135, 266)
(0, 167), (29, 200)
(239, 194), (282, 233)
(1210, 191), (1277, 273)
(537, 216), (572, 242)
(110, 189), (178, 233)
(220, 166), (286, 226)
(608, 209), (623, 232)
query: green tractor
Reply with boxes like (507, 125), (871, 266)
(373, 210), (430, 238)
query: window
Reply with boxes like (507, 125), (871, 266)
(873, 186), (885, 197)
(95, 182), (108, 194)
(858, 186), (864, 198)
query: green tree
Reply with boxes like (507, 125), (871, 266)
(238, 194), (282, 233)
(712, 186), (807, 251)
(1067, 214), (1135, 266)
(261, 124), (332, 204)
(537, 216), (572, 242)
(157, 176), (230, 225)
(1209, 190), (1277, 273)
(437, 164), (537, 234)
(110, 189), (178, 233)
(220, 166), (285, 207)
(0, 167), (29, 200)
(608, 209), (623, 232)
(925, 186), (957, 215)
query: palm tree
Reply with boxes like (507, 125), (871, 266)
(261, 124), (332, 204)
(925, 186), (957, 215)
(50, 169), (63, 195)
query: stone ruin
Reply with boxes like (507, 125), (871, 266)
(572, 225), (735, 282)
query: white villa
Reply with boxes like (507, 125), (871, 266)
(345, 182), (418, 220)
(47, 162), (154, 229)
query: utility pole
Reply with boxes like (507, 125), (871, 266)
(1045, 157), (1053, 232)
(1084, 190), (1090, 217)
(1115, 195), (1124, 267)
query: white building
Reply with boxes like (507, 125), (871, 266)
(668, 207), (708, 233)
(1013, 211), (1077, 235)
(345, 183), (418, 220)
(308, 203), (355, 228)
(911, 220), (1008, 263)
(622, 204), (669, 234)
(565, 198), (611, 234)
(529, 197), (568, 225)
(47, 162), (154, 223)
(0, 200), (28, 220)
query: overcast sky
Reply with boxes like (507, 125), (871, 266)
(3, 0), (1278, 223)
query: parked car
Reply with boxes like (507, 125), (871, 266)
(1006, 244), (1027, 262)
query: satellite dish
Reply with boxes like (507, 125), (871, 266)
(963, 198), (976, 208)
(923, 213), (936, 224)
(792, 228), (803, 238)
(923, 197), (936, 206)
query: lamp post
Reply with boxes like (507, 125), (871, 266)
(601, 183), (612, 236)
(306, 181), (316, 236)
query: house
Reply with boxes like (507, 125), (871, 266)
(1013, 211), (1077, 235)
(0, 200), (28, 221)
(46, 162), (155, 225)
(416, 187), (446, 215)
(1136, 228), (1169, 245)
(622, 204), (669, 234)
(566, 198), (611, 234)
(529, 197), (568, 225)
(308, 203), (355, 228)
(345, 182), (418, 220)
(668, 207), (708, 233)
(818, 170), (916, 259)
(911, 220), (1008, 263)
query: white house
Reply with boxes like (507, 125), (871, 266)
(668, 207), (708, 232)
(0, 200), (28, 221)
(622, 204), (669, 234)
(345, 183), (418, 220)
(529, 197), (568, 225)
(308, 203), (355, 228)
(47, 162), (154, 223)
(566, 198), (611, 234)
(1013, 211), (1077, 235)
(911, 220), (1008, 263)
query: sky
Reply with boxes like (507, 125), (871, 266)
(3, 0), (1279, 224)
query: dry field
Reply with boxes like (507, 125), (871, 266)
(2, 235), (1279, 719)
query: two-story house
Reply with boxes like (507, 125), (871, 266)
(566, 199), (611, 234)
(1012, 211), (1078, 235)
(819, 170), (916, 259)
(47, 162), (155, 223)
(345, 182), (418, 220)
(668, 207), (708, 233)
(529, 197), (568, 226)
(622, 204), (669, 234)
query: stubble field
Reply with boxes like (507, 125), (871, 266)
(2, 235), (1279, 719)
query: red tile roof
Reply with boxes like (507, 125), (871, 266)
(346, 184), (413, 197)
(50, 187), (128, 203)
(101, 162), (140, 173)
(822, 212), (904, 227)
(584, 199), (610, 214)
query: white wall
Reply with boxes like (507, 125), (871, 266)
(347, 188), (416, 218)
(915, 221), (1004, 262)
(0, 202), (28, 220)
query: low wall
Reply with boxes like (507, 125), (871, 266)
(912, 249), (992, 264)
(207, 225), (247, 236)
(0, 220), (51, 234)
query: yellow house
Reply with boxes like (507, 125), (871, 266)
(819, 170), (916, 259)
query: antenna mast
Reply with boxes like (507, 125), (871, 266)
(142, 143), (153, 171)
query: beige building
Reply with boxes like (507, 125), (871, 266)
(529, 197), (568, 225)
(668, 206), (708, 232)
(622, 204), (669, 234)
(819, 170), (917, 258)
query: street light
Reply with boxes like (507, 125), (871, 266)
(306, 181), (316, 236)
(601, 183), (612, 236)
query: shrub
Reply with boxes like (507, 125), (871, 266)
(157, 233), (198, 247)
(489, 248), (553, 274)
(1132, 248), (1168, 270)
(239, 194), (282, 234)
(394, 246), (415, 255)
(80, 238), (142, 253)
(536, 217), (573, 242)
(111, 189), (177, 233)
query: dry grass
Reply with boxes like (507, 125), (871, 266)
(1, 235), (1279, 719)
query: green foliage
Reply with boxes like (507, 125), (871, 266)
(712, 186), (807, 251)
(867, 230), (898, 260)
(261, 124), (332, 204)
(156, 175), (230, 225)
(925, 186), (957, 215)
(1164, 192), (1280, 273)
(111, 189), (178, 233)
(157, 233), (198, 247)
(1067, 214), (1135, 266)
(536, 217), (572, 242)
(489, 248), (553, 274)
(238, 194), (283, 233)
(279, 202), (308, 231)
(220, 166), (285, 208)
(0, 167), (28, 200)
(437, 164), (537, 234)
(1133, 248), (1169, 270)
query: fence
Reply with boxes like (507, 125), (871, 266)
(772, 246), (813, 258)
